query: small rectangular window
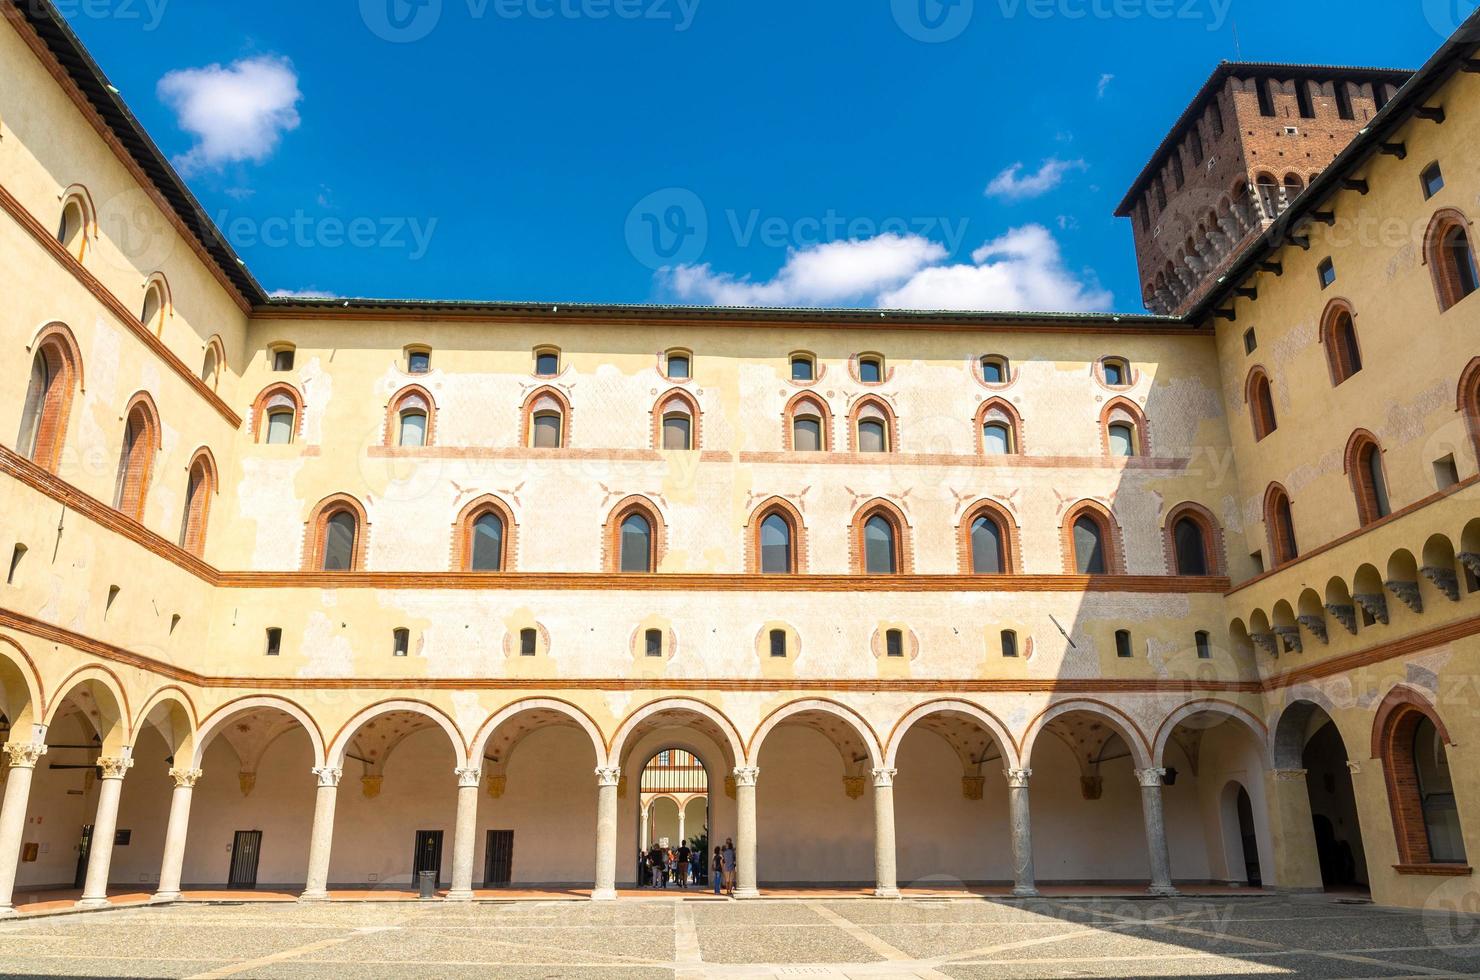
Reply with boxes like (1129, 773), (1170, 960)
(272, 349), (295, 372)
(1195, 631), (1212, 660)
(645, 628), (663, 658)
(535, 350), (560, 377)
(265, 627), (283, 657)
(1334, 82), (1354, 120)
(6, 544), (26, 585)
(1115, 629), (1133, 659)
(885, 629), (904, 658)
(666, 354), (691, 380)
(1000, 630), (1019, 658)
(1190, 127), (1204, 165)
(791, 356), (815, 382)
(520, 627), (537, 656)
(1257, 79), (1276, 117)
(769, 629), (787, 658)
(859, 357), (883, 384)
(1243, 328), (1258, 354)
(1434, 455), (1460, 490)
(1422, 163), (1445, 200)
(1170, 154), (1184, 190)
(393, 628), (410, 657)
(1318, 258), (1336, 289)
(408, 350), (431, 374)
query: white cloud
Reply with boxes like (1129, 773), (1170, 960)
(660, 234), (945, 307)
(1097, 73), (1115, 98)
(658, 225), (1112, 314)
(158, 55), (302, 174)
(269, 288), (339, 300)
(985, 158), (1087, 201)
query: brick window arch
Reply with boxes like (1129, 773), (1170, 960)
(1344, 429), (1392, 526)
(113, 392), (160, 521)
(1264, 483), (1299, 567)
(1061, 500), (1123, 575)
(1245, 366), (1278, 441)
(1320, 299), (1364, 386)
(957, 499), (1020, 574)
(140, 273), (171, 336)
(1459, 356), (1480, 464)
(652, 388), (701, 451)
(604, 496), (666, 573)
(1100, 397), (1149, 457)
(451, 494), (517, 572)
(385, 384), (436, 448)
(178, 447), (217, 557)
(848, 395), (897, 454)
(1424, 208), (1480, 312)
(521, 386), (570, 449)
(850, 498), (913, 575)
(976, 397), (1023, 456)
(1372, 687), (1467, 868)
(1163, 501), (1225, 576)
(251, 383), (304, 445)
(17, 323), (82, 473)
(783, 392), (832, 452)
(304, 494), (369, 571)
(746, 497), (808, 574)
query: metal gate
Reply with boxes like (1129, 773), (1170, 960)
(483, 830), (514, 888)
(413, 830), (444, 889)
(72, 825), (93, 889)
(228, 831), (263, 889)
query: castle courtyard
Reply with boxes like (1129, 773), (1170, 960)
(0, 895), (1477, 978)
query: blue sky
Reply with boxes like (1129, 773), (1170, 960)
(65, 0), (1462, 312)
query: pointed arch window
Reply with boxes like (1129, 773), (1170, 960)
(178, 451), (216, 556)
(1101, 399), (1148, 458)
(1265, 484), (1298, 566)
(471, 513), (505, 571)
(113, 397), (159, 521)
(621, 514), (653, 572)
(306, 495), (368, 571)
(1322, 303), (1363, 385)
(958, 501), (1017, 574)
(323, 512), (358, 570)
(1174, 518), (1209, 575)
(654, 391), (700, 451)
(850, 398), (896, 454)
(1073, 517), (1106, 574)
(786, 394), (829, 452)
(1376, 693), (1467, 868)
(1347, 432), (1392, 526)
(1426, 210), (1480, 312)
(253, 384), (303, 446)
(1246, 368), (1278, 441)
(760, 513), (793, 574)
(17, 328), (80, 472)
(977, 399), (1021, 457)
(971, 514), (1006, 574)
(1063, 503), (1120, 575)
(864, 516), (896, 574)
(453, 496), (516, 572)
(523, 388), (569, 449)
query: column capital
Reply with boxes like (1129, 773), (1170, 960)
(732, 765), (760, 787)
(1134, 767), (1167, 788)
(1004, 767), (1032, 788)
(98, 757), (133, 780)
(595, 766), (621, 787)
(2, 742), (47, 770)
(871, 767), (896, 788)
(1271, 767), (1309, 782)
(312, 766), (343, 788)
(168, 768), (203, 789)
(456, 766), (482, 789)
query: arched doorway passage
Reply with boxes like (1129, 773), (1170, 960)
(1273, 700), (1370, 893)
(637, 748), (708, 889)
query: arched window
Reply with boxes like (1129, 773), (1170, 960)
(621, 514), (653, 572)
(1346, 431), (1392, 526)
(606, 497), (664, 573)
(399, 407), (427, 447)
(790, 352), (816, 383)
(16, 327), (81, 473)
(1063, 502), (1120, 575)
(850, 397), (895, 454)
(178, 450), (215, 556)
(1265, 484), (1298, 566)
(534, 347), (561, 377)
(523, 388), (569, 449)
(453, 496), (516, 572)
(471, 513), (505, 571)
(386, 387), (434, 448)
(1163, 503), (1222, 576)
(1414, 716), (1465, 863)
(864, 516), (896, 574)
(323, 512), (358, 570)
(1322, 303), (1363, 385)
(305, 495), (368, 571)
(654, 391), (699, 451)
(1073, 516), (1106, 574)
(856, 353), (885, 384)
(748, 498), (806, 574)
(853, 501), (910, 575)
(664, 349), (692, 381)
(958, 501), (1018, 574)
(1426, 210), (1480, 312)
(140, 278), (168, 335)
(56, 189), (92, 260)
(1375, 691), (1466, 867)
(200, 338), (223, 391)
(760, 514), (793, 574)
(1174, 518), (1209, 575)
(980, 355), (1011, 385)
(1461, 357), (1480, 463)
(1101, 398), (1148, 458)
(1246, 368), (1278, 441)
(113, 396), (159, 521)
(971, 514), (1006, 574)
(785, 393), (829, 452)
(1100, 356), (1131, 388)
(976, 399), (1021, 456)
(252, 384), (303, 446)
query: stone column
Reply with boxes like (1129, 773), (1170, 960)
(1135, 767), (1178, 897)
(153, 768), (202, 903)
(872, 768), (900, 898)
(1005, 767), (1038, 897)
(77, 756), (133, 909)
(0, 742), (47, 916)
(592, 767), (620, 901)
(300, 766), (342, 901)
(1263, 768), (1323, 891)
(640, 804), (649, 850)
(733, 766), (760, 899)
(447, 766), (482, 901)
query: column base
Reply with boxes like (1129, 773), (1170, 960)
(150, 891), (181, 904)
(0, 906), (16, 918)
(74, 898), (111, 911)
(1011, 886), (1040, 898)
(732, 888), (760, 900)
(591, 888), (618, 902)
(1147, 885), (1181, 897)
(298, 890), (331, 903)
(445, 889), (475, 902)
(874, 887), (901, 899)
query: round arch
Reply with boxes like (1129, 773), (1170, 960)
(134, 686), (200, 764)
(748, 698), (883, 769)
(1020, 698), (1152, 769)
(43, 667), (130, 755)
(611, 698), (746, 771)
(883, 699), (1018, 769)
(192, 695), (327, 769)
(0, 636), (44, 733)
(469, 697), (607, 767)
(1152, 699), (1269, 768)
(326, 699), (467, 769)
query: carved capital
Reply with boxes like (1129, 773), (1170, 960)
(732, 765), (760, 788)
(168, 767), (203, 789)
(97, 756), (133, 780)
(595, 766), (621, 788)
(455, 767), (482, 789)
(1134, 767), (1168, 788)
(1422, 565), (1461, 603)
(1354, 592), (1389, 625)
(871, 767), (897, 788)
(2, 742), (47, 770)
(1004, 767), (1033, 789)
(313, 766), (343, 788)
(1271, 768), (1308, 782)
(1385, 579), (1423, 614)
(1272, 626), (1302, 655)
(1296, 615), (1328, 645)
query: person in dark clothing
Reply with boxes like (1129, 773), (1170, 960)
(676, 844), (690, 889)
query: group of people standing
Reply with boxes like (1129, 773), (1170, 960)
(639, 839), (737, 896)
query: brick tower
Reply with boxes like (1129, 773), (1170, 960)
(1117, 63), (1412, 315)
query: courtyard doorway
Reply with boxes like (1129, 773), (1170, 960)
(638, 749), (708, 887)
(228, 831), (263, 889)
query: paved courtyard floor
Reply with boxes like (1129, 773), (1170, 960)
(0, 894), (1477, 978)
